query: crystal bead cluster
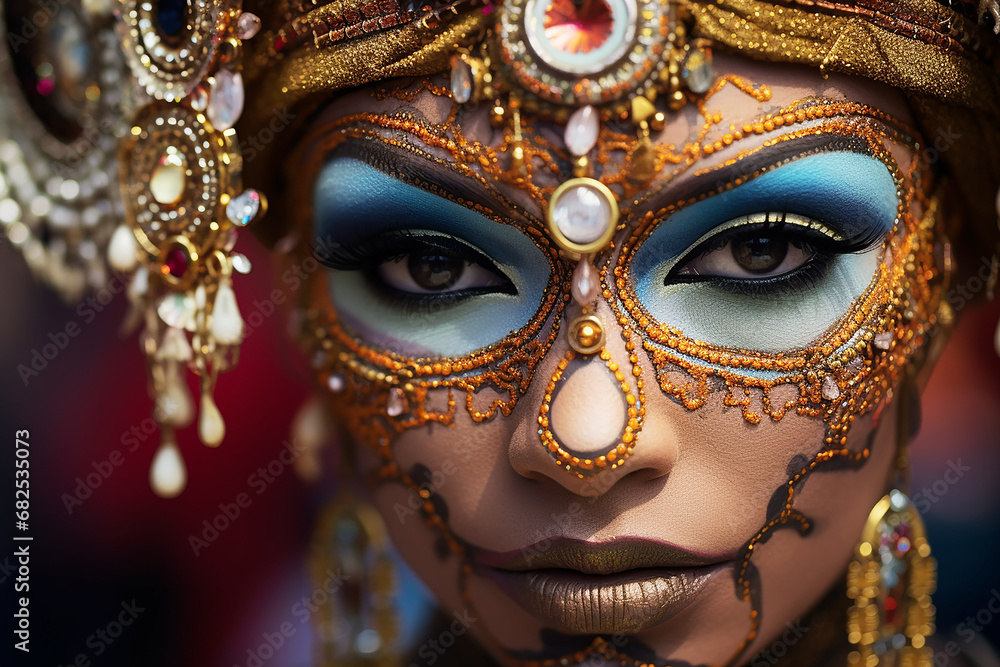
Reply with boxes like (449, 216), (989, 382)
(114, 3), (267, 497)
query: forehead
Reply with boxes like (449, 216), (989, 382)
(310, 53), (913, 142)
(294, 53), (917, 222)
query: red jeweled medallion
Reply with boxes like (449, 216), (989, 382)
(498, 0), (669, 106)
(543, 0), (613, 54)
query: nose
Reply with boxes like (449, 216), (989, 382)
(507, 301), (677, 497)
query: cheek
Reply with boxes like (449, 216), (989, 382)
(635, 390), (829, 552)
(369, 478), (466, 608)
(359, 392), (525, 549)
(351, 398), (514, 582)
(355, 411), (529, 656)
(741, 405), (896, 661)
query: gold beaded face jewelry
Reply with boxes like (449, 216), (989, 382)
(440, 0), (726, 475)
(278, 5), (954, 652)
(289, 91), (948, 663)
(453, 0), (713, 250)
(288, 83), (950, 663)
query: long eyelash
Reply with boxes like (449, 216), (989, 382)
(665, 216), (888, 297)
(312, 230), (416, 271)
(680, 215), (886, 263)
(814, 220), (887, 256)
(311, 230), (516, 301)
(314, 229), (503, 272)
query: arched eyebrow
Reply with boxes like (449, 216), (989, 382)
(327, 135), (541, 229)
(623, 151), (900, 271)
(630, 129), (885, 219)
(626, 98), (920, 222)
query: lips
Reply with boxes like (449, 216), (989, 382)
(473, 538), (729, 634)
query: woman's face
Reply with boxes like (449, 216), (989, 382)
(287, 53), (944, 666)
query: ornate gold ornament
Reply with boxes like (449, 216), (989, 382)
(448, 0), (718, 356)
(0, 0), (270, 497)
(444, 0), (717, 480)
(118, 1), (271, 497)
(848, 490), (936, 667)
(0, 0), (129, 301)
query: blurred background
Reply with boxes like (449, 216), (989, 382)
(1, 227), (1000, 666)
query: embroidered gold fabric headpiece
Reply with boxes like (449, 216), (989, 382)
(241, 0), (1000, 247)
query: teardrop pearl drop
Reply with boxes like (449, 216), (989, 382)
(211, 278), (245, 344)
(291, 396), (329, 482)
(108, 223), (139, 272)
(156, 326), (193, 362)
(150, 435), (186, 498)
(450, 57), (473, 103)
(206, 70), (245, 131)
(564, 105), (599, 157)
(198, 392), (225, 447)
(386, 388), (407, 417)
(571, 258), (600, 306)
(128, 266), (149, 301)
(156, 366), (195, 427)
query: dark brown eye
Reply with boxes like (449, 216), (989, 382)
(670, 214), (830, 282)
(407, 254), (464, 291)
(730, 234), (789, 274)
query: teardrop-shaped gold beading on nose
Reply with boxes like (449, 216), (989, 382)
(538, 348), (645, 479)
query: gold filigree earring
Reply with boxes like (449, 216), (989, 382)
(116, 2), (268, 496)
(308, 425), (401, 667)
(309, 491), (402, 666)
(847, 374), (936, 666)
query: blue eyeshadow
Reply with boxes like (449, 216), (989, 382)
(631, 151), (899, 286)
(628, 151), (896, 353)
(314, 157), (548, 289)
(312, 156), (552, 356)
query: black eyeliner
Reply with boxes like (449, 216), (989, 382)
(313, 229), (517, 298)
(664, 218), (886, 297)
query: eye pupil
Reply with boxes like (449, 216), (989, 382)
(731, 234), (788, 274)
(408, 254), (463, 290)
